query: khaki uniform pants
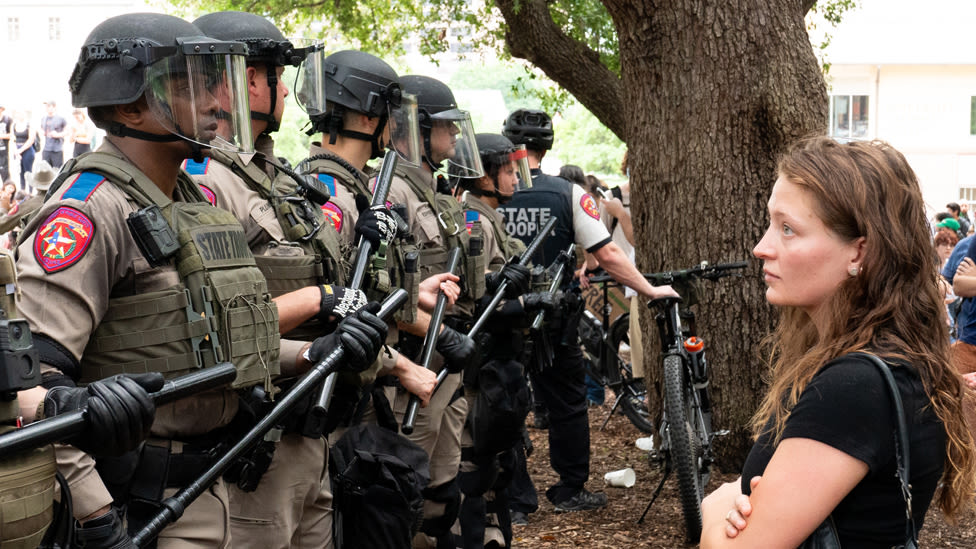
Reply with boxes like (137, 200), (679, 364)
(156, 478), (231, 549)
(228, 434), (333, 549)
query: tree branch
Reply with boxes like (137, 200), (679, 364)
(493, 0), (627, 141)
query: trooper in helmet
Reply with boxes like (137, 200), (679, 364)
(14, 13), (385, 548)
(189, 13), (391, 549)
(454, 133), (557, 548)
(500, 109), (678, 518)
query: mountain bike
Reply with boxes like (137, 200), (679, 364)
(577, 275), (654, 434)
(635, 260), (748, 543)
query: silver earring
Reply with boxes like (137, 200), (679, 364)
(848, 266), (859, 277)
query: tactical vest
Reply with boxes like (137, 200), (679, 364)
(306, 155), (421, 324)
(31, 152), (280, 390)
(464, 196), (526, 264)
(203, 149), (347, 300)
(396, 167), (485, 316)
(0, 251), (55, 549)
(499, 170), (575, 268)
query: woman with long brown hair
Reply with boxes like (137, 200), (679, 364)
(701, 137), (976, 547)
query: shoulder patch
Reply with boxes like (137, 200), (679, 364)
(199, 184), (217, 207)
(580, 194), (600, 220)
(61, 172), (106, 202)
(34, 206), (95, 273)
(465, 209), (480, 234)
(322, 201), (343, 232)
(317, 174), (337, 197)
(182, 157), (210, 175)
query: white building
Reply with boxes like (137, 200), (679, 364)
(823, 0), (976, 214)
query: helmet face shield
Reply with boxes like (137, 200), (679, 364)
(429, 109), (482, 178)
(512, 145), (532, 189)
(386, 93), (421, 167)
(294, 44), (328, 116)
(144, 38), (252, 153)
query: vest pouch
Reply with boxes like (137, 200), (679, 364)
(202, 267), (280, 389)
(393, 245), (419, 325)
(82, 286), (208, 381)
(253, 244), (324, 298)
(0, 252), (18, 319)
(466, 222), (486, 301)
(0, 433), (55, 549)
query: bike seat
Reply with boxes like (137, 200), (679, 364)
(647, 296), (683, 311)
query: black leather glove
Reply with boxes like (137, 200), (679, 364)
(522, 291), (561, 313)
(308, 302), (387, 372)
(354, 206), (398, 249)
(75, 507), (135, 549)
(318, 284), (368, 322)
(485, 263), (531, 299)
(436, 326), (477, 373)
(44, 373), (164, 457)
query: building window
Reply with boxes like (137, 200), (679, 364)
(7, 18), (19, 41)
(49, 17), (61, 41)
(971, 96), (976, 136)
(830, 95), (869, 139)
(961, 187), (976, 203)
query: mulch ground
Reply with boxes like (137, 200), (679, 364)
(513, 400), (976, 548)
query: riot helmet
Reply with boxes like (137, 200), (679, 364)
(399, 75), (482, 178)
(69, 13), (252, 155)
(297, 49), (420, 165)
(502, 108), (554, 152)
(194, 11), (317, 134)
(457, 133), (526, 204)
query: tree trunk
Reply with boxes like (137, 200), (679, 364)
(600, 0), (828, 469)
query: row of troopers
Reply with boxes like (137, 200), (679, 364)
(0, 11), (390, 549)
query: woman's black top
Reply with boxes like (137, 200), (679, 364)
(741, 353), (946, 547)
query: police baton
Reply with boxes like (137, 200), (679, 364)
(401, 247), (462, 434)
(530, 243), (576, 331)
(428, 216), (558, 391)
(0, 363), (238, 456)
(312, 150), (398, 418)
(131, 289), (408, 548)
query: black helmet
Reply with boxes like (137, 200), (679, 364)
(457, 133), (527, 203)
(502, 108), (554, 151)
(399, 76), (482, 177)
(69, 13), (253, 155)
(297, 50), (419, 164)
(194, 11), (314, 135)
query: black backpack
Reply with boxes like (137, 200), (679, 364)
(330, 423), (430, 549)
(469, 359), (531, 456)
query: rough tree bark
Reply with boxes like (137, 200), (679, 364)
(499, 0), (827, 468)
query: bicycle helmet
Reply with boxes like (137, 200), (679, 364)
(502, 108), (554, 151)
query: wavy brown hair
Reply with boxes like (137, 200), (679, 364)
(751, 136), (976, 519)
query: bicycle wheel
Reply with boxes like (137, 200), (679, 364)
(608, 314), (654, 434)
(663, 353), (703, 542)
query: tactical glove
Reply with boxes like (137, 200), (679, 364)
(44, 373), (164, 457)
(318, 284), (368, 323)
(522, 291), (561, 314)
(76, 508), (135, 549)
(309, 302), (387, 372)
(485, 263), (530, 299)
(436, 326), (477, 373)
(354, 206), (398, 249)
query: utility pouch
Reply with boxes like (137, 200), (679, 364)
(466, 226), (485, 300)
(0, 429), (55, 549)
(400, 251), (420, 325)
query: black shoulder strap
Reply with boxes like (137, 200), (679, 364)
(849, 352), (918, 547)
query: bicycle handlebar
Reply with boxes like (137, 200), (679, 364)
(587, 261), (749, 286)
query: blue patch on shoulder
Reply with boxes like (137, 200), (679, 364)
(62, 172), (106, 202)
(183, 157), (210, 175)
(317, 174), (337, 197)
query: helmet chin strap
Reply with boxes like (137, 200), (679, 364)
(106, 122), (207, 162)
(466, 175), (512, 203)
(252, 64), (280, 135)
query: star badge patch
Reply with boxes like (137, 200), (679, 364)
(34, 206), (95, 273)
(580, 194), (600, 220)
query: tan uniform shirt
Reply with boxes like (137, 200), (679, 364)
(16, 142), (239, 518)
(387, 163), (448, 251)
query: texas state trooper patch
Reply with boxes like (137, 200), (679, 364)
(580, 194), (600, 220)
(322, 202), (343, 232)
(34, 206), (95, 273)
(198, 184), (217, 207)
